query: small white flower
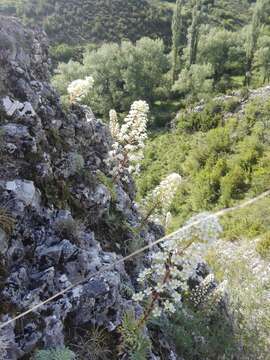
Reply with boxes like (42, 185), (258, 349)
(132, 292), (145, 302)
(155, 283), (165, 293)
(152, 306), (162, 318)
(164, 300), (176, 314)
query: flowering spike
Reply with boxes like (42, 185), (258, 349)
(141, 173), (182, 227)
(106, 100), (149, 180)
(109, 109), (120, 141)
(133, 214), (223, 320)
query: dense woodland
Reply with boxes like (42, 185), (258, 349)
(1, 0), (270, 359)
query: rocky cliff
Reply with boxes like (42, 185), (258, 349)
(0, 16), (163, 359)
(0, 17), (230, 360)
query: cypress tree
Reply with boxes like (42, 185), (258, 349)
(188, 0), (202, 68)
(171, 0), (183, 82)
(245, 0), (266, 85)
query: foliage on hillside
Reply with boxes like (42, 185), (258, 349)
(13, 0), (172, 45)
(1, 0), (254, 47)
(52, 38), (169, 116)
(137, 95), (270, 229)
(50, 0), (270, 120)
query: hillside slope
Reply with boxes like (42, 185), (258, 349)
(138, 86), (270, 226)
(0, 0), (252, 46)
(12, 0), (173, 45)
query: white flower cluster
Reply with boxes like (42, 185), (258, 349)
(190, 275), (228, 316)
(133, 213), (223, 318)
(109, 109), (120, 139)
(189, 274), (215, 307)
(67, 76), (94, 103)
(107, 101), (149, 180)
(141, 173), (182, 227)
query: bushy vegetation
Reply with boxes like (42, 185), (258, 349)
(13, 0), (173, 45)
(49, 0), (270, 124)
(206, 243), (270, 359)
(138, 97), (270, 227)
(256, 231), (270, 258)
(158, 303), (236, 359)
(172, 63), (214, 101)
(52, 38), (169, 116)
(221, 197), (270, 241)
(136, 89), (270, 359)
(70, 326), (112, 360)
(2, 0), (254, 48)
(49, 43), (97, 65)
(119, 311), (151, 359)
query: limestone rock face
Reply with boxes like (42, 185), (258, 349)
(0, 16), (166, 359)
(0, 16), (231, 360)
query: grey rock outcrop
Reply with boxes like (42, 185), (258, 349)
(0, 16), (232, 360)
(0, 16), (165, 359)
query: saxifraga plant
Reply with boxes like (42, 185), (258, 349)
(35, 347), (76, 360)
(118, 310), (151, 360)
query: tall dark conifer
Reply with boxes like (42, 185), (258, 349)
(171, 0), (183, 82)
(245, 0), (266, 85)
(188, 0), (202, 68)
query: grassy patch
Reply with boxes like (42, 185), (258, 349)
(256, 231), (270, 259)
(221, 197), (270, 241)
(205, 247), (270, 359)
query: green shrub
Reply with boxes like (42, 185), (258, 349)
(119, 311), (151, 360)
(172, 63), (214, 102)
(16, 0), (172, 46)
(222, 97), (240, 112)
(197, 28), (245, 87)
(138, 94), (270, 231)
(190, 159), (227, 211)
(183, 126), (232, 176)
(52, 38), (169, 117)
(222, 212), (263, 241)
(136, 131), (188, 199)
(251, 152), (270, 193)
(50, 43), (84, 64)
(158, 304), (236, 360)
(206, 250), (270, 359)
(177, 102), (223, 133)
(256, 231), (270, 258)
(220, 165), (248, 206)
(221, 197), (270, 241)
